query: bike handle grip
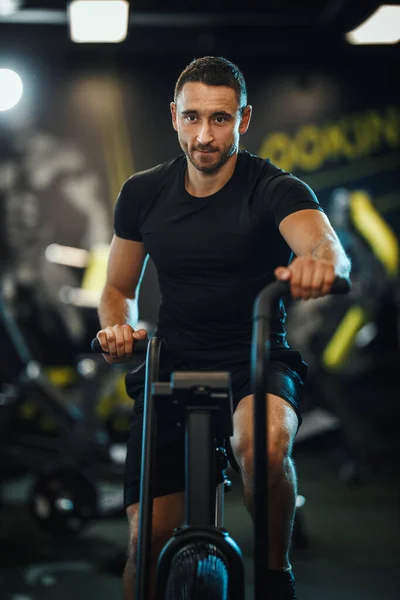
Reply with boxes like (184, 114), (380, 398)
(327, 276), (351, 295)
(255, 276), (350, 320)
(275, 275), (350, 298)
(91, 337), (148, 355)
(288, 275), (351, 295)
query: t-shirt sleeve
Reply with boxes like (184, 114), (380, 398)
(113, 179), (143, 242)
(264, 174), (325, 227)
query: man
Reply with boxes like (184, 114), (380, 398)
(97, 56), (351, 600)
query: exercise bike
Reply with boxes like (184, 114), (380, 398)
(92, 276), (349, 598)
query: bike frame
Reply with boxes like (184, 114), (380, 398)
(251, 279), (290, 599)
(135, 339), (244, 600)
(135, 336), (164, 600)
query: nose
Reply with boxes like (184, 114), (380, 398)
(196, 122), (214, 147)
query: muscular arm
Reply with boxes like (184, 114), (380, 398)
(276, 209), (351, 298)
(279, 209), (351, 277)
(98, 235), (146, 328)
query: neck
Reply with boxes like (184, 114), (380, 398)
(185, 152), (238, 198)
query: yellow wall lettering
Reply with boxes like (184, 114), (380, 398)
(259, 105), (400, 173)
(295, 125), (324, 171)
(259, 132), (295, 172)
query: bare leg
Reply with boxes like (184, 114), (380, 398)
(241, 452), (297, 569)
(230, 393), (299, 570)
(124, 491), (185, 600)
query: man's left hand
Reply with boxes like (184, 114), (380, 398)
(274, 256), (335, 299)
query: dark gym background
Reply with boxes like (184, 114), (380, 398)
(0, 1), (399, 599)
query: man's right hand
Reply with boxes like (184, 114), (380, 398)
(96, 324), (148, 364)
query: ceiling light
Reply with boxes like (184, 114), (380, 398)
(0, 0), (22, 18)
(68, 0), (129, 43)
(0, 68), (23, 111)
(346, 5), (400, 45)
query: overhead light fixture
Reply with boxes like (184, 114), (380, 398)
(0, 68), (23, 111)
(68, 0), (129, 43)
(346, 5), (400, 45)
(0, 0), (22, 18)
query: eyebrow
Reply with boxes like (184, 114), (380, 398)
(180, 110), (233, 118)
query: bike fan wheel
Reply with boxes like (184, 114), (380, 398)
(165, 542), (228, 600)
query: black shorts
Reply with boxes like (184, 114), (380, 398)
(123, 349), (307, 508)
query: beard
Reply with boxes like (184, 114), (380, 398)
(182, 138), (238, 174)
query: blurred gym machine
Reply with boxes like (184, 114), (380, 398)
(0, 144), (141, 536)
(0, 285), (142, 534)
(288, 189), (400, 484)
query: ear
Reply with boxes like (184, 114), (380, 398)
(239, 105), (252, 134)
(170, 102), (178, 132)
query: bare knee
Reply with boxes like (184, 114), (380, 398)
(239, 442), (292, 485)
(232, 420), (295, 487)
(231, 393), (298, 486)
(128, 526), (170, 571)
(124, 504), (164, 600)
(126, 492), (185, 571)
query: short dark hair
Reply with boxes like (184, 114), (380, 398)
(174, 56), (247, 108)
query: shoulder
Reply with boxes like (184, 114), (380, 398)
(239, 151), (322, 224)
(241, 151), (316, 198)
(121, 155), (185, 196)
(238, 150), (291, 193)
(238, 149), (284, 180)
(268, 172), (317, 201)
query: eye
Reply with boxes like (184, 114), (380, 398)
(185, 115), (197, 123)
(215, 116), (227, 124)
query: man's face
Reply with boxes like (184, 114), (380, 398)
(171, 82), (251, 174)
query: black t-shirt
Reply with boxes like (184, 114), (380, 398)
(114, 150), (324, 366)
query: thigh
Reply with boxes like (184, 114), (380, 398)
(228, 359), (304, 466)
(230, 356), (305, 430)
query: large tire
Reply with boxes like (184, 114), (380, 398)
(165, 542), (228, 600)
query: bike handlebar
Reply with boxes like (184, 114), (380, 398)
(90, 277), (350, 355)
(254, 276), (351, 320)
(251, 273), (350, 598)
(90, 337), (149, 356)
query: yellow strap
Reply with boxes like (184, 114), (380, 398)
(350, 191), (399, 277)
(322, 305), (367, 370)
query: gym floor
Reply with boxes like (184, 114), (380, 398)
(1, 431), (398, 600)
